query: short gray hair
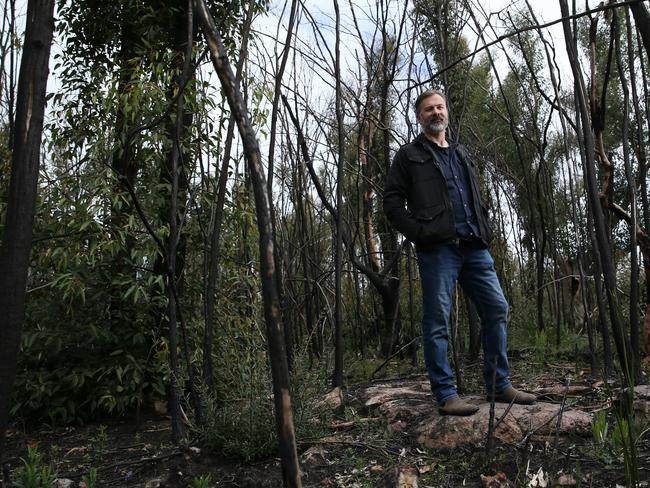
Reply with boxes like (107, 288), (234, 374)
(414, 89), (447, 114)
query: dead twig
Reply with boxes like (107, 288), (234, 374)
(516, 400), (579, 448)
(492, 396), (517, 432)
(298, 439), (401, 457)
(60, 451), (183, 480)
(370, 337), (419, 379)
(486, 357), (498, 463)
(553, 378), (571, 455)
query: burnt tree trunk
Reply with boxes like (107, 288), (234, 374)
(195, 1), (301, 485)
(332, 0), (345, 388)
(560, 0), (631, 383)
(629, 0), (650, 60)
(0, 0), (55, 460)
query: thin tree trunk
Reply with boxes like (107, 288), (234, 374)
(616, 9), (641, 381)
(332, 0), (345, 388)
(202, 0), (255, 390)
(406, 243), (418, 366)
(0, 0), (55, 459)
(466, 294), (480, 361)
(560, 0), (631, 383)
(194, 2), (301, 485)
(629, 0), (650, 59)
(266, 0), (298, 372)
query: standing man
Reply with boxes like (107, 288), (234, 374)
(383, 89), (536, 416)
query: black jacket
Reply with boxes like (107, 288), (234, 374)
(383, 133), (492, 250)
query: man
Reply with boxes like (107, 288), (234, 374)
(383, 89), (536, 416)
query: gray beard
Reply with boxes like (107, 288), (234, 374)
(420, 119), (448, 135)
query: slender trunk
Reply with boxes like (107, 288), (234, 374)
(616, 10), (641, 381)
(561, 0), (628, 380)
(466, 294), (480, 361)
(332, 0), (345, 388)
(203, 1), (255, 390)
(267, 0), (298, 372)
(629, 0), (650, 59)
(406, 244), (418, 366)
(0, 0), (55, 459)
(195, 1), (301, 485)
(450, 288), (463, 393)
(165, 2), (198, 441)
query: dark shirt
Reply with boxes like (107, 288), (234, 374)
(425, 140), (481, 240)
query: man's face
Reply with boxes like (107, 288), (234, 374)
(416, 94), (449, 135)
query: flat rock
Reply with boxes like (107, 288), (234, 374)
(635, 385), (650, 399)
(414, 398), (592, 450)
(316, 387), (345, 412)
(361, 380), (430, 410)
(144, 478), (165, 488)
(301, 445), (329, 467)
(354, 379), (592, 450)
(633, 385), (650, 416)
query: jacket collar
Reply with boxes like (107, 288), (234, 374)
(414, 132), (456, 150)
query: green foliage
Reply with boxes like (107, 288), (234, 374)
(591, 407), (642, 483)
(11, 447), (55, 488)
(194, 283), (275, 461)
(190, 474), (212, 488)
(196, 385), (276, 462)
(532, 329), (548, 362)
(81, 468), (98, 488)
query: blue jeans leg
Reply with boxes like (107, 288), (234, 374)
(457, 247), (512, 394)
(417, 245), (462, 404)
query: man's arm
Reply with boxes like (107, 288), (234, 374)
(383, 149), (421, 244)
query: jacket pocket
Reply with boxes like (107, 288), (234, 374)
(416, 204), (455, 245)
(415, 204), (444, 221)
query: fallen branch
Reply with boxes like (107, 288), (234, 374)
(516, 400), (580, 448)
(59, 451), (183, 479)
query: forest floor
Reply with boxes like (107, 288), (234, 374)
(3, 355), (650, 488)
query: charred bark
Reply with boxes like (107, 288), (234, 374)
(0, 0), (55, 460)
(194, 1), (301, 485)
(560, 0), (632, 384)
(629, 0), (650, 59)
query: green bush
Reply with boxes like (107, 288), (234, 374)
(194, 303), (276, 461)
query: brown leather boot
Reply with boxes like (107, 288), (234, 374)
(438, 395), (479, 416)
(487, 387), (537, 405)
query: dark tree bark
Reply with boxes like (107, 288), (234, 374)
(466, 295), (480, 361)
(629, 0), (650, 59)
(560, 0), (632, 384)
(0, 0), (55, 460)
(406, 243), (418, 366)
(164, 1), (198, 441)
(332, 0), (345, 388)
(266, 0), (298, 372)
(615, 8), (642, 381)
(194, 1), (301, 486)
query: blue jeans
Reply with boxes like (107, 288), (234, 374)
(417, 243), (512, 404)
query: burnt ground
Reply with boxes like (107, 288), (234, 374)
(2, 356), (650, 488)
